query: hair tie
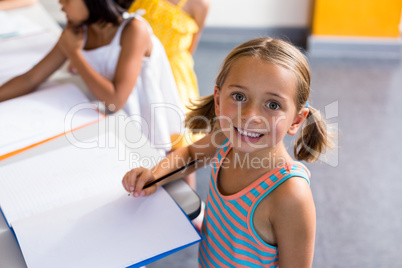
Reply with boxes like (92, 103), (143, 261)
(305, 102), (309, 108)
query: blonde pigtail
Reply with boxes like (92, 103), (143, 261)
(294, 105), (335, 162)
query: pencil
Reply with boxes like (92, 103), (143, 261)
(128, 159), (199, 196)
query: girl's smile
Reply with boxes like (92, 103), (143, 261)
(233, 126), (264, 143)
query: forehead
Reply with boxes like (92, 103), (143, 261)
(223, 56), (297, 95)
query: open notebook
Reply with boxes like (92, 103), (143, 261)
(0, 83), (104, 160)
(0, 132), (201, 268)
(0, 13), (56, 85)
(0, 12), (44, 39)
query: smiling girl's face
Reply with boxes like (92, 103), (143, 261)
(214, 56), (305, 154)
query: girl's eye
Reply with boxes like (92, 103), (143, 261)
(232, 93), (246, 102)
(266, 102), (280, 110)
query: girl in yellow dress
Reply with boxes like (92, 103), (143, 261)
(130, 0), (209, 189)
(130, 0), (209, 109)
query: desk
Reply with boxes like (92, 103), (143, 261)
(0, 3), (201, 268)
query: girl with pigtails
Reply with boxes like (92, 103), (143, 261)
(123, 37), (333, 267)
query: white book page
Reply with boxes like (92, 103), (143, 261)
(0, 31), (56, 84)
(0, 132), (129, 226)
(0, 12), (18, 37)
(12, 187), (201, 268)
(0, 12), (44, 38)
(0, 83), (102, 157)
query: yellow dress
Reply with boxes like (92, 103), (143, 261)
(129, 0), (200, 108)
(129, 0), (201, 149)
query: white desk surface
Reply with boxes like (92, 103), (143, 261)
(0, 3), (200, 267)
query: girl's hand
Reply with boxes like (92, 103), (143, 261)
(122, 167), (158, 197)
(67, 61), (78, 75)
(58, 23), (84, 58)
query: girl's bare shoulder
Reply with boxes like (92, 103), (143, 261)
(120, 17), (151, 54)
(265, 176), (314, 223)
(121, 17), (149, 39)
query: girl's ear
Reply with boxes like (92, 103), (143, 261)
(214, 86), (220, 116)
(288, 108), (309, 136)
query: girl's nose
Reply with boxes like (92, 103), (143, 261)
(240, 104), (263, 124)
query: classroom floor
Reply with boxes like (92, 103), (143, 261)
(39, 1), (402, 267)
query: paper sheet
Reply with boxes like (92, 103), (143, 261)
(0, 83), (102, 158)
(13, 188), (200, 268)
(0, 132), (127, 226)
(0, 30), (56, 84)
(0, 12), (44, 38)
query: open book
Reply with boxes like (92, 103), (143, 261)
(0, 83), (104, 160)
(0, 12), (44, 39)
(0, 132), (201, 268)
(0, 14), (57, 85)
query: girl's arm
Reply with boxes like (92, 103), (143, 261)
(0, 41), (67, 102)
(58, 19), (150, 112)
(188, 0), (209, 54)
(122, 131), (226, 197)
(271, 178), (316, 267)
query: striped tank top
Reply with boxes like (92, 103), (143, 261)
(198, 139), (311, 267)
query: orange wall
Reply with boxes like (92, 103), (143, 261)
(312, 0), (402, 38)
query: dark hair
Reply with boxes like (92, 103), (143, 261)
(83, 0), (134, 26)
(186, 37), (334, 162)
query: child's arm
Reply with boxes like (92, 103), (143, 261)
(58, 19), (150, 112)
(0, 42), (67, 102)
(271, 178), (316, 267)
(122, 131), (226, 197)
(188, 0), (209, 54)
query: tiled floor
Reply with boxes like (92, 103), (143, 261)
(39, 1), (402, 267)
